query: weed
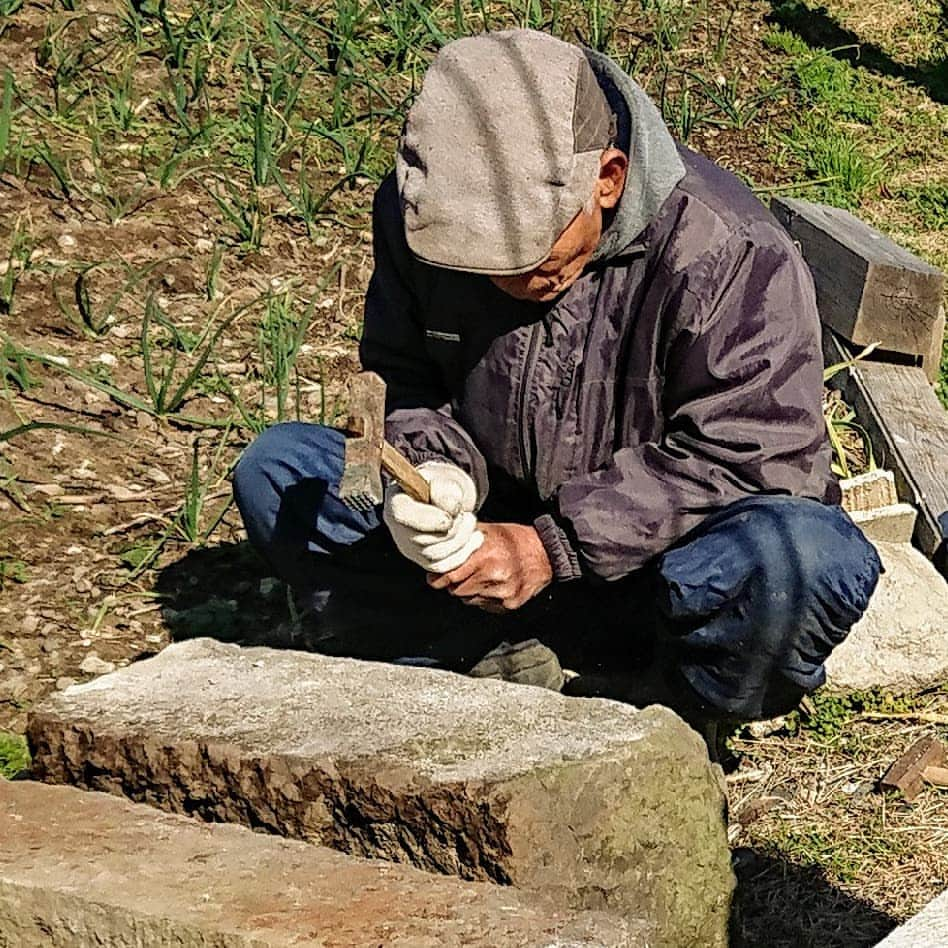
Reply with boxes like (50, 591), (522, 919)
(902, 183), (948, 231)
(763, 27), (881, 124)
(790, 689), (914, 744)
(783, 122), (888, 208)
(0, 732), (29, 779)
(0, 557), (28, 589)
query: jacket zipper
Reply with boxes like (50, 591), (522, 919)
(517, 320), (543, 481)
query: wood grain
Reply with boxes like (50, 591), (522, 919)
(773, 196), (945, 359)
(824, 329), (948, 573)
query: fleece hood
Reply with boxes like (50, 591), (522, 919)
(584, 49), (686, 263)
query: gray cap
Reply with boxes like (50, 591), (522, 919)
(396, 30), (616, 276)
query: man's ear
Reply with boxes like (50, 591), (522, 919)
(596, 148), (628, 210)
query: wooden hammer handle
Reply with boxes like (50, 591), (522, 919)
(381, 441), (431, 504)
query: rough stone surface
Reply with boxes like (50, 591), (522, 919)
(875, 888), (948, 947)
(0, 779), (646, 947)
(849, 503), (918, 544)
(27, 638), (733, 948)
(826, 542), (948, 693)
(840, 470), (899, 512)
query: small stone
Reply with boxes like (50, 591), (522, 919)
(56, 677), (76, 691)
(20, 615), (39, 636)
(259, 577), (282, 598)
(79, 654), (114, 676)
(57, 234), (76, 250)
(95, 353), (118, 367)
(79, 652), (115, 675)
(825, 542), (948, 693)
(194, 238), (214, 253)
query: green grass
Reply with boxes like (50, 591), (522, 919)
(0, 732), (29, 779)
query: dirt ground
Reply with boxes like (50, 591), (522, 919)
(1, 1), (947, 945)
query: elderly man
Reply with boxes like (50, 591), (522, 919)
(234, 29), (881, 739)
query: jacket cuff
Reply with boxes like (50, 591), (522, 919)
(533, 514), (583, 582)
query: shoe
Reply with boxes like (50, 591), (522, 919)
(564, 666), (739, 767)
(467, 639), (565, 691)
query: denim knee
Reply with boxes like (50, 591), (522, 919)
(660, 495), (882, 719)
(233, 422), (380, 586)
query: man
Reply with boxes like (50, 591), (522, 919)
(234, 30), (881, 736)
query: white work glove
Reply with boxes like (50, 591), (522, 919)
(383, 460), (484, 573)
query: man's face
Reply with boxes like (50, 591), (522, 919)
(489, 202), (603, 303)
(488, 148), (627, 304)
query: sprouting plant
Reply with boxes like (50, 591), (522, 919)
(53, 257), (177, 337)
(0, 70), (13, 174)
(205, 242), (224, 301)
(257, 289), (318, 423)
(0, 217), (34, 316)
(202, 174), (264, 250)
(174, 429), (235, 545)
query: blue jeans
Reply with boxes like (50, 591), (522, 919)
(233, 422), (882, 720)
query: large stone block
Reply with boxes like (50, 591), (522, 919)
(875, 888), (948, 947)
(0, 779), (645, 947)
(27, 639), (733, 948)
(826, 542), (948, 693)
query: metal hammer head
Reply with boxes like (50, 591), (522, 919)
(337, 371), (386, 511)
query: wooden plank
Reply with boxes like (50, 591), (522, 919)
(773, 196), (945, 358)
(924, 306), (946, 386)
(824, 329), (948, 573)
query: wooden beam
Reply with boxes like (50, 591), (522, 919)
(773, 197), (945, 362)
(825, 329), (948, 573)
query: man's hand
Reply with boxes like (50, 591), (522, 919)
(427, 522), (553, 612)
(383, 460), (483, 573)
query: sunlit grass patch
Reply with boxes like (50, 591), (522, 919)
(0, 732), (29, 779)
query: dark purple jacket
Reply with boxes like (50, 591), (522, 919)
(361, 69), (837, 583)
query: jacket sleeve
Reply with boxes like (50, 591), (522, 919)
(359, 176), (490, 504)
(538, 222), (835, 581)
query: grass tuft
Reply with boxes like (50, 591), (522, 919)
(0, 732), (29, 779)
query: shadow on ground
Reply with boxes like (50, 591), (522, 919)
(732, 848), (897, 947)
(153, 542), (307, 650)
(155, 545), (902, 948)
(768, 0), (948, 103)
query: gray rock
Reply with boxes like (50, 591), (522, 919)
(826, 542), (948, 693)
(78, 654), (115, 676)
(28, 638), (733, 947)
(1, 780), (648, 947)
(875, 888), (948, 947)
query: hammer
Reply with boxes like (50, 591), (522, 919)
(337, 371), (431, 512)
